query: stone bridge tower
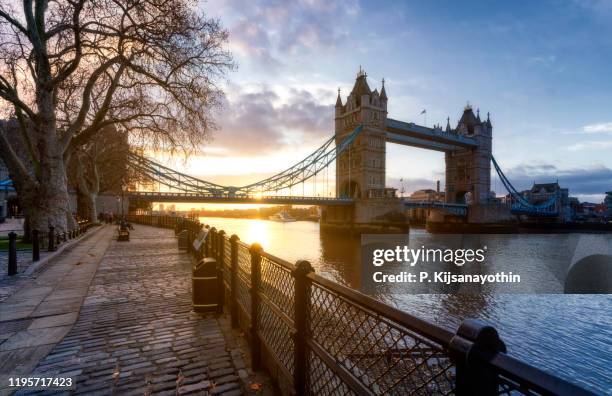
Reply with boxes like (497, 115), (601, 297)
(444, 105), (492, 204)
(335, 69), (388, 199)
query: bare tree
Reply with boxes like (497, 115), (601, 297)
(68, 124), (128, 222)
(0, 0), (233, 231)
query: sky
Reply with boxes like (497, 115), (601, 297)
(165, 0), (612, 205)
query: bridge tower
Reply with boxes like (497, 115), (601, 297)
(335, 69), (388, 199)
(444, 106), (492, 205)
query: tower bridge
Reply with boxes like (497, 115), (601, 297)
(125, 69), (560, 231)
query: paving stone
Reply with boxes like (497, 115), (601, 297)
(178, 380), (212, 393)
(16, 225), (255, 394)
(210, 382), (241, 394)
(0, 326), (72, 351)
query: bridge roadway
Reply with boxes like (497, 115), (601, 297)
(129, 192), (470, 216)
(127, 191), (355, 205)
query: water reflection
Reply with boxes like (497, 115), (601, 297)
(199, 217), (612, 394)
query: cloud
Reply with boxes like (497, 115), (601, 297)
(568, 140), (612, 151)
(229, 18), (282, 70)
(494, 163), (612, 196)
(217, 0), (360, 67)
(582, 122), (612, 134)
(212, 85), (334, 154)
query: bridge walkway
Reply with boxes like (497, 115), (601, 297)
(1, 225), (267, 395)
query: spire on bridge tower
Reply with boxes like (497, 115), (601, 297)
(476, 108), (481, 122)
(357, 65), (366, 78)
(486, 111), (492, 127)
(336, 88), (343, 107)
(380, 78), (388, 101)
(446, 116), (452, 133)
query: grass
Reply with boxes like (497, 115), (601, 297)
(0, 238), (32, 251)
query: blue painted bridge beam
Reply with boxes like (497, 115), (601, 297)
(402, 200), (468, 216)
(127, 191), (354, 206)
(386, 118), (478, 150)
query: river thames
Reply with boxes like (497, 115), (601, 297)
(200, 217), (611, 394)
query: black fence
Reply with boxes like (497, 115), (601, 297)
(128, 214), (594, 396)
(3, 220), (93, 276)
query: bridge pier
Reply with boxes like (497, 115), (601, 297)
(320, 199), (409, 234)
(425, 204), (517, 233)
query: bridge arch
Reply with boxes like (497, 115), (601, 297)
(450, 190), (470, 204)
(340, 180), (361, 199)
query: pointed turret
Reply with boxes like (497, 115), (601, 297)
(351, 68), (371, 97)
(335, 88), (344, 118)
(380, 78), (388, 100)
(476, 108), (481, 123)
(486, 112), (492, 128)
(445, 116), (452, 133)
(457, 104), (479, 134)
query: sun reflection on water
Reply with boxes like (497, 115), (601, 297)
(243, 219), (270, 247)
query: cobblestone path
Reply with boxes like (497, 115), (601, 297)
(22, 225), (250, 395)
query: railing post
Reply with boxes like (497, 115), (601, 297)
(249, 243), (263, 370)
(32, 229), (40, 262)
(292, 260), (314, 395)
(209, 227), (217, 258)
(449, 319), (507, 396)
(230, 235), (239, 328)
(217, 230), (225, 263)
(48, 226), (55, 251)
(204, 226), (210, 257)
(8, 231), (17, 276)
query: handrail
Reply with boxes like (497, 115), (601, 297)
(308, 272), (456, 347)
(127, 214), (596, 396)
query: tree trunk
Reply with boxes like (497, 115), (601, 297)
(88, 192), (98, 224)
(16, 158), (73, 233)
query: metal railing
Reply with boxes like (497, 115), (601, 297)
(126, 191), (354, 204)
(127, 214), (595, 396)
(3, 220), (93, 276)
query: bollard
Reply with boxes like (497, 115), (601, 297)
(32, 229), (40, 262)
(48, 226), (55, 251)
(230, 235), (240, 328)
(249, 243), (263, 370)
(8, 232), (17, 276)
(292, 260), (314, 395)
(449, 319), (507, 396)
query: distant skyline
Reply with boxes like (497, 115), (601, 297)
(167, 0), (612, 203)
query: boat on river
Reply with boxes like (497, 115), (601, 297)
(269, 210), (297, 222)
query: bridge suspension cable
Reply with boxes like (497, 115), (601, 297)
(491, 155), (558, 216)
(128, 125), (363, 198)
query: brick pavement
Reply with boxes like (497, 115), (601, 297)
(15, 225), (257, 395)
(0, 226), (114, 395)
(0, 228), (102, 302)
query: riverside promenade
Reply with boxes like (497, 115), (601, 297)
(0, 225), (263, 395)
